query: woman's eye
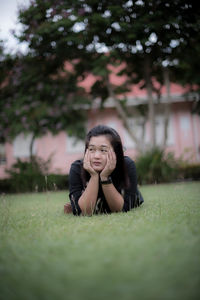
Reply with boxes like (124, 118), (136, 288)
(89, 148), (94, 152)
(101, 149), (107, 153)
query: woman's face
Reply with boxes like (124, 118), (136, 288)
(87, 135), (114, 172)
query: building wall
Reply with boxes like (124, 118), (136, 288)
(0, 103), (200, 179)
(172, 102), (200, 161)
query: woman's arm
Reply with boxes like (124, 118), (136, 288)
(100, 149), (124, 212)
(101, 182), (124, 212)
(78, 149), (99, 216)
(78, 173), (99, 215)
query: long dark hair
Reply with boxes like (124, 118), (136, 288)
(81, 125), (129, 189)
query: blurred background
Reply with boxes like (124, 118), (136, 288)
(0, 0), (200, 192)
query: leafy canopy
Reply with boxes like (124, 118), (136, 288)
(1, 0), (200, 143)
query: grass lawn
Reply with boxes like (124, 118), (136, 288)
(0, 182), (200, 300)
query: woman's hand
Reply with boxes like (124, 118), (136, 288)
(100, 148), (116, 179)
(83, 149), (98, 176)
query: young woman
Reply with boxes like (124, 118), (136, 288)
(64, 125), (144, 216)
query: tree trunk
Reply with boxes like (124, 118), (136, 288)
(144, 56), (156, 148)
(163, 67), (171, 148)
(105, 78), (144, 152)
(30, 133), (36, 162)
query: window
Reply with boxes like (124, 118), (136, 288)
(106, 121), (118, 131)
(123, 118), (147, 149)
(123, 115), (174, 148)
(66, 135), (85, 154)
(180, 115), (190, 130)
(13, 133), (36, 158)
(155, 115), (174, 146)
(180, 114), (190, 139)
(0, 143), (6, 165)
(166, 115), (174, 145)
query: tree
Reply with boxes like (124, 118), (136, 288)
(49, 0), (199, 149)
(0, 52), (89, 157)
(1, 0), (200, 152)
(89, 0), (200, 148)
(170, 23), (200, 114)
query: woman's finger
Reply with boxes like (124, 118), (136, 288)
(109, 149), (114, 162)
(108, 150), (113, 165)
(83, 149), (89, 168)
(86, 149), (91, 162)
(110, 149), (116, 168)
(83, 150), (87, 162)
(107, 149), (115, 170)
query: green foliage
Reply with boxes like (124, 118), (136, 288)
(1, 0), (200, 145)
(0, 52), (88, 142)
(136, 147), (178, 184)
(0, 179), (12, 193)
(5, 158), (68, 193)
(178, 164), (200, 181)
(46, 174), (69, 191)
(6, 157), (48, 193)
(0, 182), (200, 300)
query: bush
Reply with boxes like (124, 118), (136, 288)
(0, 174), (68, 194)
(178, 164), (200, 181)
(1, 157), (69, 193)
(135, 147), (178, 185)
(44, 174), (69, 191)
(0, 179), (12, 193)
(6, 157), (47, 193)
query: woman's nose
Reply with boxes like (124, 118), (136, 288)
(94, 150), (101, 158)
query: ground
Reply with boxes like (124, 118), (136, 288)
(0, 182), (200, 300)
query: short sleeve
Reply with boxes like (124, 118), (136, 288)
(69, 160), (84, 215)
(123, 156), (143, 212)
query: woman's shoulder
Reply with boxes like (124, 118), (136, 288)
(71, 159), (83, 166)
(124, 156), (137, 174)
(124, 156), (135, 166)
(70, 159), (83, 173)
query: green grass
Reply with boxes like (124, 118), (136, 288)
(0, 182), (200, 300)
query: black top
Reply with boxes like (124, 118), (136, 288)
(69, 156), (144, 215)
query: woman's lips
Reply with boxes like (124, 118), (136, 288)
(93, 162), (101, 166)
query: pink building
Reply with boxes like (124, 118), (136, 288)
(0, 81), (200, 179)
